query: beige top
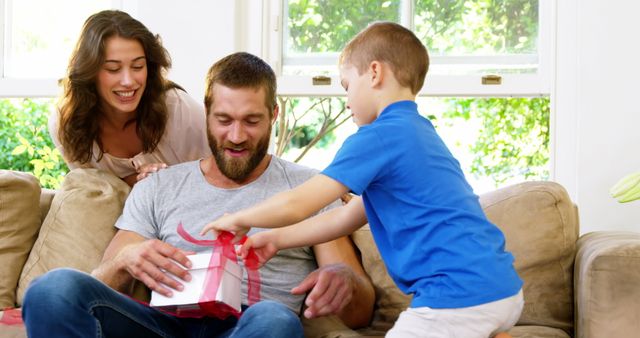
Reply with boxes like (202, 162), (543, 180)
(49, 88), (212, 179)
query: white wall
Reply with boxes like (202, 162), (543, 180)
(555, 0), (640, 234)
(133, 0), (238, 104)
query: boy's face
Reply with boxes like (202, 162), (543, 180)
(339, 63), (377, 126)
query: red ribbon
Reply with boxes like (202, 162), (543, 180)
(0, 307), (23, 326)
(167, 222), (261, 319)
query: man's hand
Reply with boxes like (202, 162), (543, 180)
(136, 162), (168, 182)
(291, 263), (356, 319)
(117, 239), (194, 297)
(200, 212), (250, 243)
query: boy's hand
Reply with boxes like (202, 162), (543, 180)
(238, 231), (279, 268)
(200, 213), (249, 243)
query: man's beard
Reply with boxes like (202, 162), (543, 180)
(208, 127), (270, 182)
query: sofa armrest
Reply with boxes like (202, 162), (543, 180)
(574, 231), (640, 338)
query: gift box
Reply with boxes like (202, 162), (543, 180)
(150, 252), (242, 317)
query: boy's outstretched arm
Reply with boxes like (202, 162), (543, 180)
(241, 196), (368, 260)
(201, 174), (349, 240)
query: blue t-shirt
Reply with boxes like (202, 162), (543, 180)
(322, 100), (522, 309)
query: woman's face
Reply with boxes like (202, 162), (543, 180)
(96, 36), (147, 118)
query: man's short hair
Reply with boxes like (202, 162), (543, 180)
(340, 22), (429, 95)
(204, 52), (277, 117)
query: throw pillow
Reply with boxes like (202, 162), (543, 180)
(0, 171), (41, 308)
(16, 168), (131, 305)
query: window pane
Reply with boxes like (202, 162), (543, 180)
(420, 96), (550, 192)
(281, 0), (541, 78)
(0, 98), (68, 189)
(277, 96), (549, 193)
(415, 0), (539, 75)
(4, 0), (113, 79)
(284, 0), (401, 76)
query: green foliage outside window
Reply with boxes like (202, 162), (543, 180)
(279, 96), (550, 188)
(0, 98), (68, 189)
(0, 96), (548, 190)
(287, 0), (538, 56)
(275, 97), (351, 161)
(438, 97), (550, 186)
(287, 0), (400, 53)
(415, 0), (538, 55)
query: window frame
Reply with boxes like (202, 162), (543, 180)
(0, 0), (135, 98)
(264, 0), (554, 98)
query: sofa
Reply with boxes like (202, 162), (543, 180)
(2, 169), (640, 338)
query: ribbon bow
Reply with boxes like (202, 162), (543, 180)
(173, 222), (261, 319)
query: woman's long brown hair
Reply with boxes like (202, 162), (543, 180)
(58, 10), (172, 164)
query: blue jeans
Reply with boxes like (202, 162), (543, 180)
(22, 268), (304, 338)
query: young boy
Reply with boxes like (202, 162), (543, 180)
(201, 22), (523, 338)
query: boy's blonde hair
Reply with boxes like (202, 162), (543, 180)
(340, 22), (429, 95)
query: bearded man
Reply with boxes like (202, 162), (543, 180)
(22, 52), (374, 338)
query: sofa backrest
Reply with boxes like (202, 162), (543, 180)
(351, 181), (579, 335)
(481, 181), (579, 334)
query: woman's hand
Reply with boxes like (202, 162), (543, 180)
(136, 163), (168, 182)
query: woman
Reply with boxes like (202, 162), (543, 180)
(50, 10), (211, 186)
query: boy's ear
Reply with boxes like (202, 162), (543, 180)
(369, 61), (384, 88)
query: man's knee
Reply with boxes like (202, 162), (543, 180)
(23, 268), (95, 309)
(243, 300), (297, 320)
(238, 300), (303, 337)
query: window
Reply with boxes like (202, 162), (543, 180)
(0, 0), (129, 97)
(263, 0), (553, 192)
(265, 0), (552, 96)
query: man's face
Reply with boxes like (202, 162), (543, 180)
(206, 84), (274, 182)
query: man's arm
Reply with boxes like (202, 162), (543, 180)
(293, 236), (375, 329)
(91, 229), (194, 297)
(284, 197), (374, 328)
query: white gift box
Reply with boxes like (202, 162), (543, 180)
(150, 252), (242, 314)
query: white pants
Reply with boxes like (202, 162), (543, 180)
(386, 289), (524, 338)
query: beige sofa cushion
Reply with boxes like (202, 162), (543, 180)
(0, 171), (41, 308)
(16, 169), (130, 305)
(480, 181), (579, 335)
(510, 325), (571, 338)
(350, 225), (411, 332)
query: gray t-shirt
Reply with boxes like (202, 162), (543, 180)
(115, 156), (338, 313)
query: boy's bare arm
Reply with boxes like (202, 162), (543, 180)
(202, 174), (349, 239)
(274, 197), (367, 249)
(241, 197), (368, 260)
